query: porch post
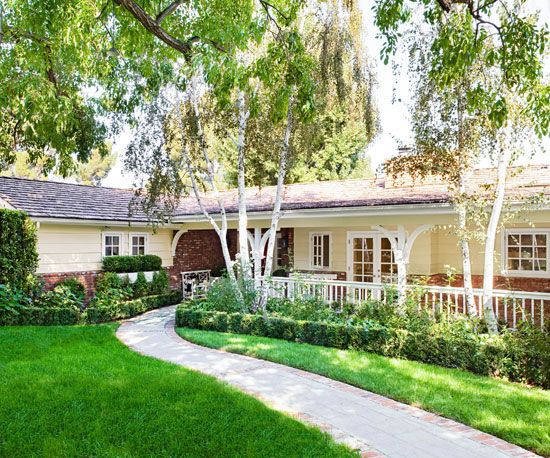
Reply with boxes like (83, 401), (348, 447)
(371, 224), (432, 306)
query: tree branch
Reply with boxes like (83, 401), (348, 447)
(114, 0), (193, 58)
(156, 0), (184, 23)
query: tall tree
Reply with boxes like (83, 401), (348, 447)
(380, 4), (547, 331)
(220, 0), (378, 187)
(0, 0), (280, 175)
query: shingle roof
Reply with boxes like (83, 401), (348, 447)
(0, 177), (149, 222)
(0, 165), (549, 222)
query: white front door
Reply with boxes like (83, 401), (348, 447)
(347, 232), (397, 283)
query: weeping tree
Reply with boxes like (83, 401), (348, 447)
(218, 0), (379, 187)
(125, 4), (315, 313)
(385, 24), (496, 316)
(378, 3), (547, 332)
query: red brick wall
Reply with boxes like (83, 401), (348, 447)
(169, 229), (237, 288)
(426, 274), (550, 293)
(41, 271), (100, 299)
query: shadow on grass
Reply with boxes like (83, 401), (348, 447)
(177, 327), (550, 456)
(0, 325), (354, 458)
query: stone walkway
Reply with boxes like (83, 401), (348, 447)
(116, 306), (538, 458)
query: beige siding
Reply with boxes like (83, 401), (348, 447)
(37, 223), (173, 274)
(291, 210), (550, 278)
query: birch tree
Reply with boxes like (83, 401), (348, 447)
(385, 24), (494, 314)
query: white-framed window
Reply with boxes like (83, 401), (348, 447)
(503, 229), (550, 277)
(310, 232), (331, 269)
(130, 233), (148, 256)
(103, 232), (122, 257)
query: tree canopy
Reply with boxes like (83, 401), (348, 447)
(374, 0), (548, 136)
(1, 0), (546, 183)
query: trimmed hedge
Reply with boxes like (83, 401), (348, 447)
(175, 305), (549, 388)
(0, 209), (39, 289)
(0, 306), (80, 326)
(84, 290), (182, 323)
(102, 255), (162, 273)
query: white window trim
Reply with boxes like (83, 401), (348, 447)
(129, 232), (149, 256)
(309, 231), (332, 270)
(501, 228), (550, 278)
(102, 232), (123, 257)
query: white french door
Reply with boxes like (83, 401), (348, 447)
(347, 232), (397, 283)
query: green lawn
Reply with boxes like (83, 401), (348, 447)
(0, 325), (354, 458)
(177, 328), (550, 456)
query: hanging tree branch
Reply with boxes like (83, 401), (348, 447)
(156, 0), (184, 23)
(114, 0), (195, 58)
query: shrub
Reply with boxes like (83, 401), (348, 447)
(102, 255), (162, 273)
(199, 277), (250, 313)
(0, 284), (32, 312)
(175, 304), (550, 389)
(55, 278), (86, 303)
(132, 272), (149, 298)
(0, 306), (80, 326)
(150, 270), (170, 295)
(38, 285), (82, 311)
(0, 209), (39, 289)
(84, 290), (182, 323)
(96, 272), (123, 292)
(141, 255), (162, 271)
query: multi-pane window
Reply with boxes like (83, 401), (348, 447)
(103, 234), (121, 257)
(506, 231), (548, 274)
(130, 234), (147, 256)
(310, 233), (331, 269)
(380, 237), (397, 282)
(352, 237), (374, 282)
(276, 232), (283, 268)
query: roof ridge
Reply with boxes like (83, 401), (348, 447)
(0, 175), (136, 193)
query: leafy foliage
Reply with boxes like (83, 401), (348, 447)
(55, 278), (86, 303)
(178, 297), (549, 388)
(38, 285), (83, 311)
(102, 255), (162, 273)
(373, 0), (548, 136)
(150, 270), (170, 295)
(0, 209), (39, 289)
(132, 272), (149, 298)
(0, 148), (117, 186)
(83, 290), (181, 324)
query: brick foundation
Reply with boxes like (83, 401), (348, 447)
(40, 271), (101, 299)
(426, 274), (550, 293)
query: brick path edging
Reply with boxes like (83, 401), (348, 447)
(117, 309), (540, 458)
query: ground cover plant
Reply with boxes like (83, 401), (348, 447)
(177, 327), (550, 456)
(0, 325), (353, 457)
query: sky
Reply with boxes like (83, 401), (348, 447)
(103, 1), (550, 187)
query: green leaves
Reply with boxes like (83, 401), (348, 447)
(373, 0), (548, 135)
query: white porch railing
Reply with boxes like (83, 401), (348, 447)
(262, 277), (549, 329)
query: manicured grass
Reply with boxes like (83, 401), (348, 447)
(0, 325), (354, 458)
(177, 328), (550, 456)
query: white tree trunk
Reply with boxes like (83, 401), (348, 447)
(482, 128), (512, 334)
(236, 90), (252, 284)
(177, 95), (242, 302)
(259, 92), (295, 312)
(458, 171), (476, 315)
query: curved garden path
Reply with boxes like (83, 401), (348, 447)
(117, 306), (538, 458)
